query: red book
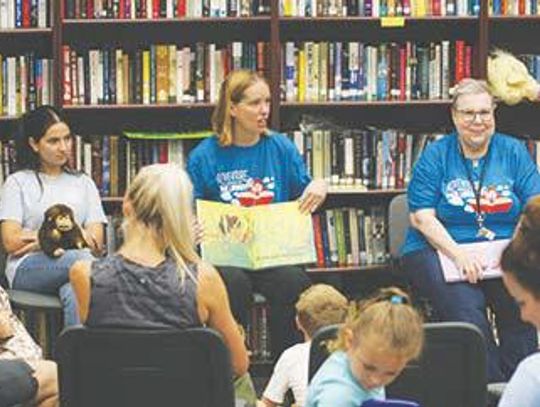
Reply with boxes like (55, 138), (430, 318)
(519, 0), (525, 14)
(22, 0), (30, 27)
(464, 45), (472, 78)
(431, 0), (441, 15)
(153, 0), (160, 18)
(87, 0), (94, 19)
(312, 214), (325, 267)
(177, 0), (186, 17)
(119, 0), (125, 18)
(454, 40), (465, 83)
(159, 142), (168, 163)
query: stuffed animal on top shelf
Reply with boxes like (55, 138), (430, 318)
(487, 49), (540, 105)
(38, 204), (88, 258)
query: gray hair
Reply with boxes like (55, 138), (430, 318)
(451, 78), (495, 108)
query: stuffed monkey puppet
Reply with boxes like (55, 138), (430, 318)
(38, 204), (88, 258)
(488, 49), (540, 105)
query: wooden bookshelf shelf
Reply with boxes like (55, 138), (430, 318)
(0, 28), (52, 34)
(328, 187), (405, 195)
(281, 100), (452, 108)
(62, 16), (271, 25)
(489, 15), (540, 21)
(62, 103), (216, 111)
(306, 264), (389, 273)
(280, 16), (478, 24)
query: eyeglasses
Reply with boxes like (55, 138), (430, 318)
(454, 108), (495, 124)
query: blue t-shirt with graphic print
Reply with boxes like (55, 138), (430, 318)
(402, 132), (540, 255)
(187, 132), (311, 206)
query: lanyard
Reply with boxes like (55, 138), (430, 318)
(457, 138), (493, 230)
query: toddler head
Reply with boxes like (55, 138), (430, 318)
(295, 284), (348, 339)
(334, 287), (424, 391)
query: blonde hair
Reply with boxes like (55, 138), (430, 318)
(451, 78), (495, 109)
(125, 163), (200, 284)
(212, 69), (269, 146)
(296, 284), (348, 338)
(330, 287), (424, 361)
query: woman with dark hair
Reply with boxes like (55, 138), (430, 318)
(0, 105), (106, 326)
(499, 196), (540, 407)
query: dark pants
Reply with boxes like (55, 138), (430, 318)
(402, 247), (537, 383)
(0, 359), (37, 407)
(217, 265), (311, 359)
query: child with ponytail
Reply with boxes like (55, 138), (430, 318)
(305, 287), (424, 407)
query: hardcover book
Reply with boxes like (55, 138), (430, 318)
(197, 200), (316, 270)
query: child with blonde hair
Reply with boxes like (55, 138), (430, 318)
(260, 284), (348, 407)
(306, 287), (424, 407)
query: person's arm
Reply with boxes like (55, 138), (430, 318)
(69, 260), (92, 322)
(83, 222), (104, 255)
(1, 221), (39, 257)
(196, 261), (249, 377)
(410, 209), (485, 284)
(259, 398), (278, 407)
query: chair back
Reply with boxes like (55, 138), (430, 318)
(57, 326), (235, 407)
(388, 194), (410, 260)
(387, 322), (487, 407)
(308, 324), (340, 382)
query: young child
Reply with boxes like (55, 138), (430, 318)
(260, 284), (348, 407)
(305, 287), (424, 407)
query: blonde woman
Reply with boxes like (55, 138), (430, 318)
(69, 164), (249, 378)
(187, 69), (327, 358)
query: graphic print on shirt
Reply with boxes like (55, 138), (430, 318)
(217, 169), (275, 206)
(445, 179), (513, 214)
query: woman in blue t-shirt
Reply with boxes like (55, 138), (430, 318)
(401, 78), (540, 383)
(187, 69), (328, 358)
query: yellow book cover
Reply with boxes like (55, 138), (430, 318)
(197, 200), (316, 270)
(142, 50), (151, 105)
(298, 48), (306, 102)
(155, 44), (169, 104)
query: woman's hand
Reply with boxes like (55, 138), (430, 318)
(13, 232), (40, 257)
(192, 218), (204, 246)
(298, 179), (328, 214)
(453, 251), (486, 284)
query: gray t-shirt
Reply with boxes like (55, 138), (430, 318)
(0, 170), (107, 285)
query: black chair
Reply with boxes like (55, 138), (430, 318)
(56, 326), (235, 407)
(386, 322), (487, 407)
(308, 324), (341, 381)
(309, 322), (487, 407)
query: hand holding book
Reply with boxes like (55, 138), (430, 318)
(298, 179), (328, 214)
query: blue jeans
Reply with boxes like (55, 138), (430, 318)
(12, 249), (94, 327)
(402, 247), (537, 383)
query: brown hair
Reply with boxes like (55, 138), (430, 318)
(211, 69), (269, 146)
(501, 195), (540, 298)
(296, 284), (348, 338)
(330, 287), (424, 360)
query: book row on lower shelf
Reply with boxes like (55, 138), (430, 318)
(63, 0), (271, 19)
(0, 53), (54, 118)
(0, 0), (51, 29)
(280, 40), (473, 102)
(61, 42), (268, 106)
(281, 0), (479, 16)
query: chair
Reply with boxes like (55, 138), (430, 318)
(308, 324), (340, 382)
(388, 193), (410, 262)
(308, 322), (487, 407)
(56, 326), (235, 407)
(387, 322), (487, 407)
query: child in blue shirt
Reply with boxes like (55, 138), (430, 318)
(305, 287), (424, 407)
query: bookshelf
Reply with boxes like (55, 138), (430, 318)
(1, 0), (539, 277)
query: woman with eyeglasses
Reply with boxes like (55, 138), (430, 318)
(0, 106), (106, 326)
(400, 78), (540, 383)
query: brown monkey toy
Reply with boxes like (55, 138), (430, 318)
(38, 204), (88, 258)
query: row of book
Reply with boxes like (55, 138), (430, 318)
(289, 127), (442, 189)
(313, 206), (388, 267)
(61, 42), (268, 106)
(280, 40), (473, 102)
(281, 0), (479, 16)
(489, 0), (540, 14)
(0, 53), (54, 118)
(63, 0), (271, 19)
(0, 0), (50, 29)
(520, 54), (540, 81)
